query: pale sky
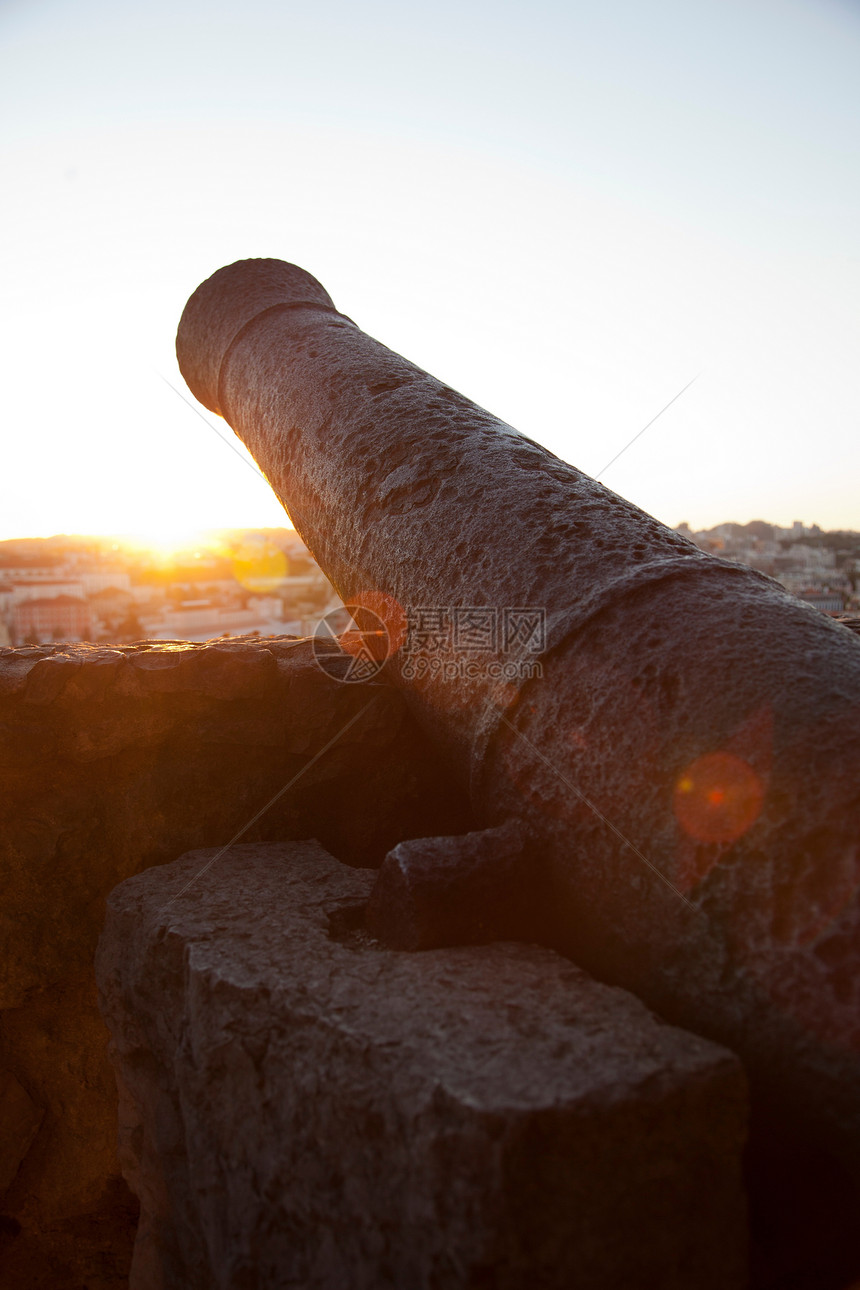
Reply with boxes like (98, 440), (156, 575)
(1, 0), (859, 543)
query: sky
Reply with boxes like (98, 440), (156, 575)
(1, 0), (859, 543)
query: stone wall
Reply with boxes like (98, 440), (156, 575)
(5, 633), (855, 1287)
(0, 637), (468, 1287)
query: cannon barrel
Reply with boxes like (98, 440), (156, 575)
(177, 258), (860, 1284)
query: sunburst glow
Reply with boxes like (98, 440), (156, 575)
(116, 526), (213, 563)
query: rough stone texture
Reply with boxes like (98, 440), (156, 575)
(0, 1071), (43, 1194)
(0, 637), (468, 1281)
(177, 260), (860, 1286)
(366, 820), (535, 950)
(96, 840), (749, 1290)
(0, 1176), (137, 1290)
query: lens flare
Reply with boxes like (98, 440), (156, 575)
(231, 535), (288, 592)
(347, 589), (407, 659)
(674, 751), (764, 844)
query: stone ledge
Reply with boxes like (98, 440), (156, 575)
(97, 841), (749, 1290)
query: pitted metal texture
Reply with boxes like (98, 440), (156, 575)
(177, 259), (860, 1285)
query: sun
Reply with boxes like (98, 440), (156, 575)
(116, 524), (212, 562)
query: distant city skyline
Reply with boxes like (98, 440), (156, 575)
(2, 0), (859, 540)
(2, 514), (857, 555)
(3, 512), (856, 651)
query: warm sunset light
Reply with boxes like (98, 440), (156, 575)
(117, 526), (214, 563)
(2, 0), (859, 543)
(229, 534), (290, 592)
(5, 9), (860, 1289)
(349, 590), (409, 658)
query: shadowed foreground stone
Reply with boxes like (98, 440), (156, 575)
(366, 820), (533, 950)
(0, 1072), (43, 1195)
(0, 637), (467, 1286)
(97, 841), (748, 1290)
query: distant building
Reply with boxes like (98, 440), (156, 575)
(89, 585), (135, 625)
(0, 583), (13, 647)
(13, 594), (93, 643)
(0, 564), (65, 582)
(800, 591), (844, 614)
(147, 604), (285, 643)
(81, 570), (132, 595)
(10, 579), (85, 604)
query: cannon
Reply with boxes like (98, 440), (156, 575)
(177, 258), (860, 1287)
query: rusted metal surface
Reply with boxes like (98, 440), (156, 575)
(178, 259), (860, 1286)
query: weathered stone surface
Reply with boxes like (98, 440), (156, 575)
(97, 840), (749, 1290)
(0, 1177), (137, 1290)
(0, 975), (129, 1227)
(366, 820), (534, 950)
(177, 259), (860, 1285)
(0, 1071), (43, 1195)
(1, 636), (465, 1012)
(0, 637), (467, 1262)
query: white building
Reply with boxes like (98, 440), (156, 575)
(0, 565), (69, 582)
(10, 579), (85, 604)
(80, 570), (132, 595)
(146, 604), (287, 642)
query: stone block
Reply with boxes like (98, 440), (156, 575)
(97, 840), (748, 1289)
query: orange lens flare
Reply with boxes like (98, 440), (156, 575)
(338, 626), (389, 662)
(346, 589), (408, 660)
(674, 751), (765, 844)
(231, 537), (288, 592)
